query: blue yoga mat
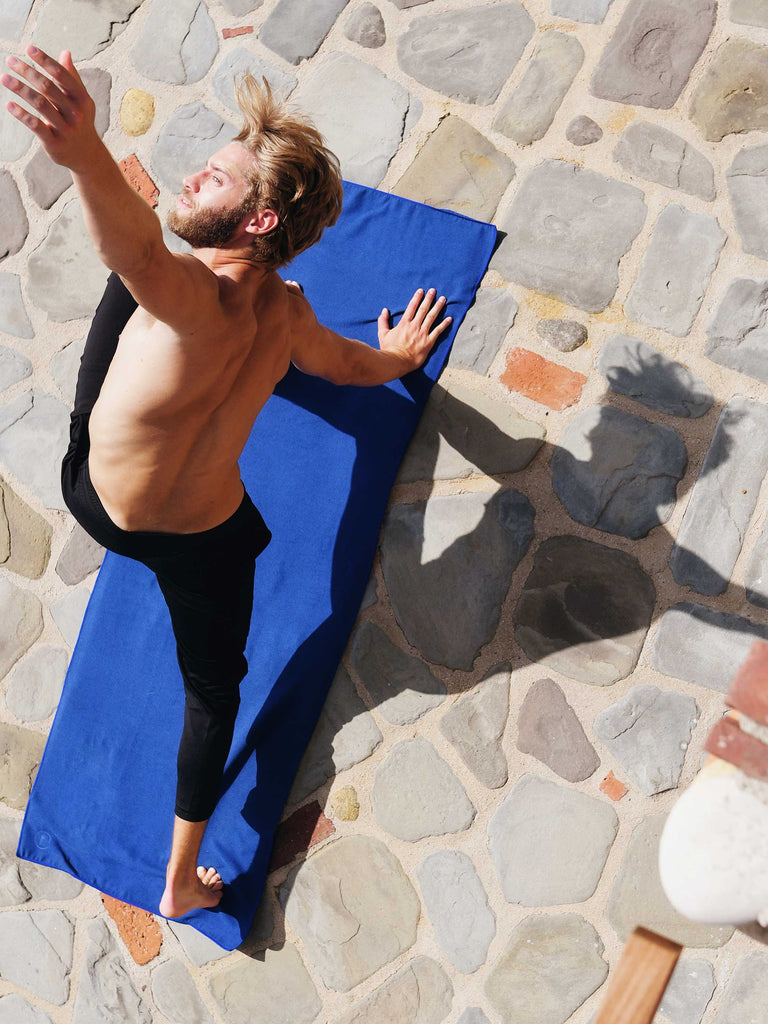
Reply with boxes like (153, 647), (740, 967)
(18, 182), (496, 949)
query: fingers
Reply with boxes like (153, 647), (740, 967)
(26, 46), (84, 96)
(2, 68), (67, 130)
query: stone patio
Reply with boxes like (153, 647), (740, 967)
(1, 0), (768, 1021)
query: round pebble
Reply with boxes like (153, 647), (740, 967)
(566, 114), (603, 146)
(120, 88), (155, 136)
(329, 785), (360, 821)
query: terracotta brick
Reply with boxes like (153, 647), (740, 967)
(726, 638), (768, 726)
(599, 770), (627, 801)
(119, 155), (159, 208)
(500, 347), (586, 410)
(704, 717), (768, 783)
(222, 25), (253, 38)
(269, 800), (335, 871)
(101, 894), (163, 965)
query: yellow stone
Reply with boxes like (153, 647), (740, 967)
(329, 785), (359, 821)
(120, 89), (155, 137)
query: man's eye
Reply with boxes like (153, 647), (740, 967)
(213, 176), (222, 184)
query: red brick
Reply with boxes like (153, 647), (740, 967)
(500, 347), (586, 410)
(101, 895), (163, 965)
(222, 25), (253, 38)
(726, 638), (768, 726)
(599, 770), (627, 801)
(269, 801), (335, 871)
(704, 717), (768, 782)
(119, 155), (159, 208)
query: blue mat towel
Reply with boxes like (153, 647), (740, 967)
(18, 182), (496, 949)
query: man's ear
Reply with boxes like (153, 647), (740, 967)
(244, 208), (279, 237)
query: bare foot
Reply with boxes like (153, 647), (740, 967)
(158, 865), (223, 918)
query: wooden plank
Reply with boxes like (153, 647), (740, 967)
(593, 928), (682, 1024)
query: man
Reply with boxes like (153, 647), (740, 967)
(2, 48), (451, 917)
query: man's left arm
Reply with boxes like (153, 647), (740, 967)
(1, 47), (218, 328)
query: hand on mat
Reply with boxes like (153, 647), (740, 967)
(378, 289), (452, 373)
(1, 46), (98, 172)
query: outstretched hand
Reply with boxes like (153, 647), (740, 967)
(378, 288), (452, 373)
(1, 46), (98, 172)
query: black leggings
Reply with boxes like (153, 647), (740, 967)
(61, 274), (271, 822)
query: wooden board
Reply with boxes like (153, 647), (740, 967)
(593, 928), (682, 1024)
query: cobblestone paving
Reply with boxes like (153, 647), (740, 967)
(1, 1), (768, 1022)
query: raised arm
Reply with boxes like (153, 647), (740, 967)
(1, 47), (219, 329)
(289, 285), (452, 387)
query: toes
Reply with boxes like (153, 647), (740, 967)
(198, 866), (222, 888)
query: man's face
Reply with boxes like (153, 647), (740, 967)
(167, 142), (258, 249)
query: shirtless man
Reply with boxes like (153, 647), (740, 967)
(2, 47), (451, 917)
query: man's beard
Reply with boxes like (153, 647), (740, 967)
(166, 195), (254, 250)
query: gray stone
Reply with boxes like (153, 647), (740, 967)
(658, 958), (716, 1024)
(151, 103), (237, 195)
(625, 204), (726, 336)
(614, 121), (715, 201)
(333, 956), (453, 1024)
(458, 1012), (490, 1024)
(288, 665), (382, 804)
(485, 914), (608, 1024)
(242, 890), (274, 948)
(590, 0), (716, 109)
(0, 1), (34, 40)
(566, 115), (603, 145)
(0, 392), (70, 510)
(394, 115), (514, 222)
(494, 161), (646, 313)
(0, 275), (33, 340)
(417, 851), (495, 973)
(49, 339), (84, 405)
(607, 814), (733, 946)
(33, 0), (144, 61)
(552, 0), (615, 22)
(381, 489), (535, 670)
(0, 995), (54, 1024)
(0, 818), (28, 906)
(651, 603), (768, 694)
(0, 170), (28, 261)
(727, 143), (768, 262)
(671, 397), (768, 596)
(210, 945), (319, 1024)
(132, 0), (217, 85)
(389, 0), (433, 6)
(372, 738), (475, 842)
(0, 909), (73, 1004)
(714, 951), (768, 1023)
(24, 153), (72, 212)
(360, 572), (377, 609)
(351, 622), (445, 725)
(219, 0), (263, 12)
(552, 405), (687, 539)
(292, 54), (410, 187)
(17, 860), (83, 902)
(598, 334), (713, 418)
(396, 3), (534, 105)
(151, 959), (213, 1024)
(493, 31), (584, 146)
(747, 521), (768, 608)
(594, 685), (698, 795)
(260, 0), (349, 64)
(50, 587), (90, 648)
(731, 0), (768, 27)
(448, 289), (517, 374)
(0, 722), (45, 810)
(398, 381), (544, 483)
(705, 278), (768, 383)
(517, 678), (600, 783)
(439, 664), (510, 789)
(56, 525), (104, 585)
(690, 38), (768, 142)
(282, 835), (420, 992)
(536, 318), (587, 352)
(0, 347), (31, 394)
(6, 645), (68, 723)
(73, 919), (151, 1024)
(489, 774), (617, 906)
(212, 49), (297, 113)
(27, 201), (109, 322)
(168, 921), (229, 967)
(344, 3), (386, 47)
(0, 577), (43, 681)
(515, 536), (655, 686)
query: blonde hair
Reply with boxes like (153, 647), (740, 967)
(233, 75), (343, 270)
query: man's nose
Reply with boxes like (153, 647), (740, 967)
(182, 171), (202, 192)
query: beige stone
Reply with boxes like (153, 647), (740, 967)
(0, 722), (45, 810)
(1, 478), (52, 579)
(329, 785), (360, 821)
(120, 88), (155, 136)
